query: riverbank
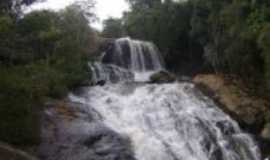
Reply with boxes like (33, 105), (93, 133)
(193, 74), (270, 158)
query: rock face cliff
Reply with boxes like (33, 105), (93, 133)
(193, 74), (270, 158)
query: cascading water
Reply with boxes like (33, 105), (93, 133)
(39, 38), (262, 160)
(69, 83), (261, 160)
(100, 37), (164, 82)
(102, 37), (164, 72)
(89, 62), (134, 83)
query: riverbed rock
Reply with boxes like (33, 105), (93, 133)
(150, 71), (176, 83)
(0, 142), (39, 160)
(39, 100), (136, 160)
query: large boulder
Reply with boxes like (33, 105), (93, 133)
(0, 142), (39, 160)
(150, 71), (176, 83)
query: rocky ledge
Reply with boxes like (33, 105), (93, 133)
(193, 74), (270, 158)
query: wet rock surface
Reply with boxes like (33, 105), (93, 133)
(193, 74), (270, 158)
(39, 100), (136, 160)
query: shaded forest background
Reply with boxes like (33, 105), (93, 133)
(0, 0), (270, 150)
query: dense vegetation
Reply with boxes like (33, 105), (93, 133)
(102, 18), (124, 38)
(0, 1), (97, 146)
(103, 0), (270, 96)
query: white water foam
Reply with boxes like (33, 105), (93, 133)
(69, 82), (261, 160)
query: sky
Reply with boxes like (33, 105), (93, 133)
(26, 0), (129, 30)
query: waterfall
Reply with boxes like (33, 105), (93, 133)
(102, 37), (164, 72)
(39, 38), (262, 160)
(89, 62), (134, 84)
(90, 37), (165, 83)
(69, 83), (261, 160)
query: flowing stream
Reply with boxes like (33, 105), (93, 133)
(39, 38), (261, 160)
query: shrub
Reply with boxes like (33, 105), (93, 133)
(258, 24), (270, 91)
(0, 67), (41, 145)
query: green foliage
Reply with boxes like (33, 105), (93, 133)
(123, 0), (270, 94)
(102, 18), (124, 38)
(127, 0), (162, 9)
(0, 15), (34, 64)
(0, 15), (13, 33)
(0, 4), (96, 146)
(0, 67), (41, 145)
(258, 24), (270, 89)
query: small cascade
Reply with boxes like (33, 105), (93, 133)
(102, 37), (164, 72)
(89, 62), (134, 84)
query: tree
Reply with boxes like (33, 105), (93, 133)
(0, 2), (98, 146)
(126, 0), (162, 9)
(0, 0), (38, 15)
(102, 18), (124, 38)
(17, 10), (60, 60)
(258, 24), (270, 89)
(72, 0), (97, 22)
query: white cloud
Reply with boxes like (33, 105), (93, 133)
(26, 0), (129, 30)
